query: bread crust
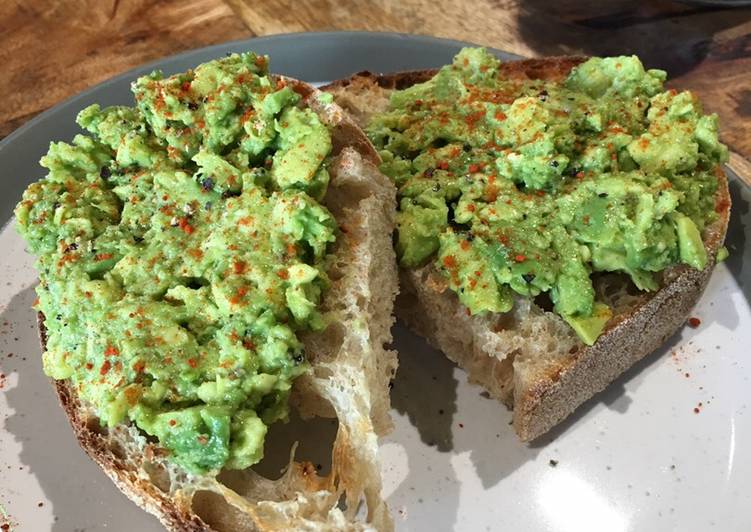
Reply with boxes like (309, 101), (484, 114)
(36, 77), (398, 531)
(324, 57), (731, 442)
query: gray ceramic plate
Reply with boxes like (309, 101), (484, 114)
(1, 32), (750, 532)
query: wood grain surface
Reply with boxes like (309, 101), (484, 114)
(2, 0), (750, 182)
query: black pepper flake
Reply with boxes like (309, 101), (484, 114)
(522, 273), (536, 283)
(465, 232), (474, 242)
(100, 166), (111, 179)
(550, 160), (559, 168)
(64, 242), (78, 253)
(187, 102), (199, 111)
(424, 168), (435, 178)
(432, 183), (441, 192)
(204, 202), (213, 210)
(52, 201), (60, 210)
(598, 192), (608, 198)
(538, 89), (549, 102)
(293, 353), (304, 364)
(549, 459), (559, 467)
(201, 177), (214, 191)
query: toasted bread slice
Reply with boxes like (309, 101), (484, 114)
(324, 58), (731, 442)
(37, 78), (399, 531)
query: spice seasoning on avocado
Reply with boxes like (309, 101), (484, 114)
(15, 52), (338, 473)
(369, 47), (727, 345)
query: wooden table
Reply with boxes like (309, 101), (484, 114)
(3, 0), (750, 180)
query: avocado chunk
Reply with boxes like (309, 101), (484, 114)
(396, 194), (448, 268)
(674, 213), (708, 270)
(716, 246), (729, 263)
(563, 303), (613, 347)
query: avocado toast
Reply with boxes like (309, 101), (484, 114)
(17, 54), (398, 531)
(325, 49), (731, 442)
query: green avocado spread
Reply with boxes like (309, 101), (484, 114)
(16, 53), (338, 473)
(368, 48), (727, 345)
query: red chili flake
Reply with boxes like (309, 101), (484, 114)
(469, 279), (477, 289)
(484, 184), (499, 202)
(276, 269), (289, 280)
(233, 260), (246, 274)
(495, 111), (507, 121)
(100, 360), (111, 376)
(33, 297), (40, 306)
(286, 243), (297, 256)
(460, 240), (471, 251)
(181, 81), (191, 92)
(187, 358), (197, 368)
(465, 110), (485, 128)
(437, 161), (449, 170)
(229, 286), (249, 305)
(169, 419), (177, 426)
(197, 435), (208, 445)
(178, 218), (194, 235)
(414, 99), (423, 106)
(95, 253), (113, 262)
(188, 248), (203, 260)
(514, 254), (527, 263)
(468, 164), (481, 173)
(243, 339), (256, 351)
(84, 291), (93, 299)
(693, 407), (700, 414)
(255, 55), (267, 68)
(576, 171), (585, 179)
(450, 146), (461, 158)
(104, 345), (119, 357)
(688, 317), (701, 328)
(583, 215), (590, 225)
(133, 360), (146, 373)
(275, 79), (287, 90)
(85, 362), (93, 370)
(467, 203), (476, 212)
(443, 255), (457, 268)
(535, 190), (546, 197)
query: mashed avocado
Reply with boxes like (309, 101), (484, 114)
(368, 48), (727, 344)
(16, 53), (337, 473)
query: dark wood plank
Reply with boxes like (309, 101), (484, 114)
(0, 0), (250, 139)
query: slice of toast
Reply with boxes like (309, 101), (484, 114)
(37, 78), (399, 531)
(324, 58), (731, 442)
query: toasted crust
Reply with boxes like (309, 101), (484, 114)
(37, 77), (399, 531)
(324, 57), (731, 442)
